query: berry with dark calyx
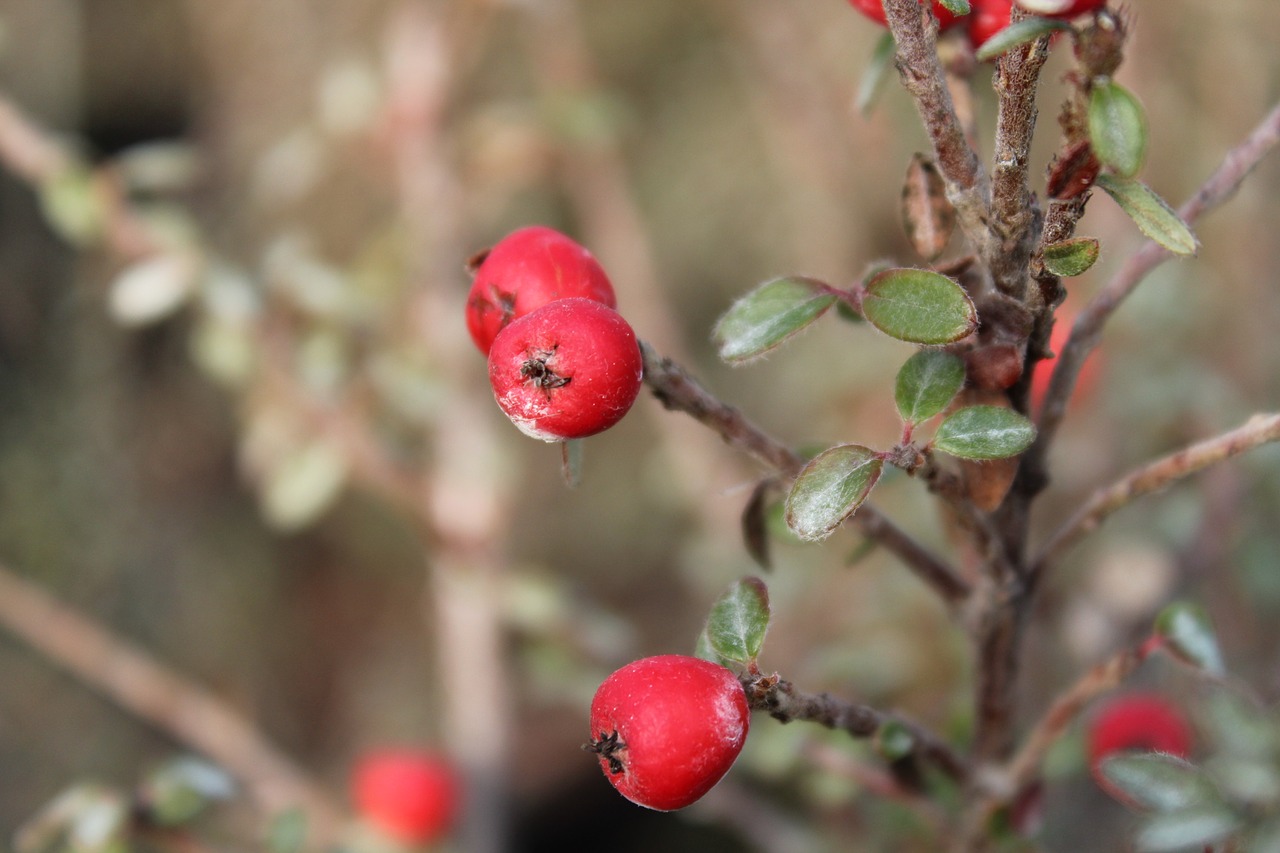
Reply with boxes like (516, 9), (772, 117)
(1087, 692), (1193, 801)
(847, 0), (966, 30)
(351, 749), (460, 845)
(465, 225), (616, 355)
(586, 655), (751, 811)
(488, 297), (643, 442)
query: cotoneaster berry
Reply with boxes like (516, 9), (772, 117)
(465, 225), (616, 355)
(847, 0), (966, 30)
(586, 655), (751, 811)
(970, 0), (1107, 50)
(488, 297), (644, 441)
(351, 749), (460, 845)
(1029, 309), (1100, 414)
(1088, 693), (1193, 801)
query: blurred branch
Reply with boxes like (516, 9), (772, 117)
(741, 671), (969, 783)
(0, 561), (344, 845)
(640, 342), (972, 605)
(1032, 412), (1280, 575)
(1031, 100), (1280, 467)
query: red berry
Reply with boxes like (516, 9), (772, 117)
(968, 0), (1012, 48)
(1028, 309), (1100, 414)
(846, 0), (966, 30)
(351, 750), (460, 845)
(488, 297), (643, 442)
(465, 225), (616, 356)
(1088, 693), (1193, 800)
(586, 655), (751, 811)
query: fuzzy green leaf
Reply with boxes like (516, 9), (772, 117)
(938, 0), (970, 14)
(1090, 80), (1148, 178)
(702, 577), (771, 666)
(1043, 237), (1101, 277)
(975, 17), (1073, 62)
(874, 720), (917, 761)
(933, 406), (1036, 460)
(1136, 804), (1242, 852)
(141, 757), (236, 826)
(895, 350), (966, 425)
(861, 269), (976, 345)
(785, 445), (883, 541)
(714, 276), (838, 363)
(1100, 754), (1213, 813)
(1156, 601), (1226, 675)
(1095, 174), (1199, 257)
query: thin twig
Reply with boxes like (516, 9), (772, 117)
(742, 671), (969, 783)
(0, 561), (345, 845)
(640, 342), (972, 605)
(1032, 413), (1280, 574)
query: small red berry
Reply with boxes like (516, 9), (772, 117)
(968, 0), (1012, 48)
(351, 749), (460, 845)
(465, 225), (616, 356)
(1029, 309), (1101, 414)
(846, 0), (966, 30)
(488, 297), (644, 441)
(586, 655), (751, 811)
(1088, 693), (1193, 800)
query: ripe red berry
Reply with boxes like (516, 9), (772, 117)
(1088, 693), (1193, 799)
(846, 0), (966, 30)
(1028, 309), (1100, 414)
(465, 225), (616, 356)
(586, 655), (751, 811)
(351, 749), (460, 845)
(970, 0), (1106, 50)
(488, 297), (644, 442)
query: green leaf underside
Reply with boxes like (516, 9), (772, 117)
(938, 0), (970, 14)
(861, 269), (976, 345)
(1156, 601), (1226, 675)
(714, 276), (838, 363)
(875, 720), (916, 761)
(933, 406), (1036, 460)
(895, 349), (966, 424)
(857, 32), (898, 115)
(1095, 174), (1199, 257)
(703, 577), (771, 666)
(1043, 237), (1101, 277)
(1136, 804), (1242, 852)
(785, 445), (883, 541)
(1089, 80), (1148, 178)
(1100, 754), (1210, 813)
(975, 18), (1073, 63)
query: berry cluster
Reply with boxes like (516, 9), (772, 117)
(466, 226), (644, 442)
(846, 0), (1107, 50)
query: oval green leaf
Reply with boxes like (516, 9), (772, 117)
(1042, 237), (1100, 277)
(939, 0), (970, 14)
(1155, 601), (1225, 675)
(702, 577), (771, 667)
(975, 17), (1073, 63)
(895, 350), (965, 425)
(874, 720), (917, 761)
(1136, 804), (1242, 852)
(1099, 754), (1211, 813)
(785, 445), (883, 542)
(1095, 174), (1199, 257)
(861, 269), (976, 345)
(1090, 80), (1148, 178)
(714, 276), (838, 364)
(933, 406), (1036, 460)
(858, 32), (898, 115)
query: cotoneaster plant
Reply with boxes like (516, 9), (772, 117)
(350, 749), (460, 845)
(465, 225), (616, 356)
(585, 655), (751, 811)
(487, 297), (644, 441)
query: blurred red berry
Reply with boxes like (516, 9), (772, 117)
(1088, 693), (1193, 800)
(1029, 309), (1100, 414)
(351, 750), (460, 845)
(586, 655), (751, 811)
(465, 225), (616, 356)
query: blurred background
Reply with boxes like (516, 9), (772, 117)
(1, 1), (1279, 850)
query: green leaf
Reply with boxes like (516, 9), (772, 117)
(1100, 754), (1213, 813)
(702, 577), (771, 666)
(895, 350), (966, 425)
(141, 757), (236, 826)
(38, 165), (106, 245)
(1155, 601), (1225, 675)
(1090, 80), (1148, 178)
(741, 480), (773, 570)
(975, 17), (1073, 63)
(1042, 237), (1101, 277)
(713, 276), (838, 364)
(260, 439), (349, 531)
(857, 32), (898, 115)
(938, 0), (970, 14)
(860, 268), (976, 345)
(933, 406), (1036, 460)
(875, 720), (917, 761)
(785, 445), (883, 541)
(266, 809), (308, 853)
(1136, 803), (1242, 852)
(1095, 174), (1199, 257)
(1247, 818), (1280, 853)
